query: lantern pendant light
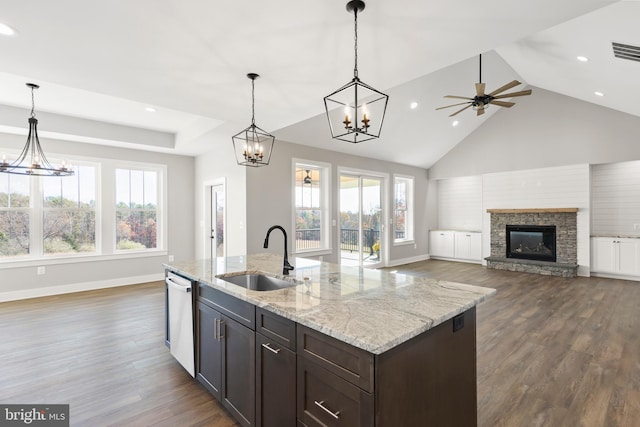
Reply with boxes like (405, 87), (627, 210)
(0, 83), (74, 176)
(232, 73), (275, 167)
(324, 0), (389, 144)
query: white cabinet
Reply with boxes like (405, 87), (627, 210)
(429, 230), (455, 258)
(454, 232), (482, 261)
(591, 237), (639, 276)
(430, 230), (482, 262)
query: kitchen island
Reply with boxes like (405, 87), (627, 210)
(164, 253), (495, 427)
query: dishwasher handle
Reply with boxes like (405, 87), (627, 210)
(166, 276), (192, 293)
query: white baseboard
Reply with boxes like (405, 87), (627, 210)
(387, 254), (431, 267)
(0, 273), (164, 303)
(429, 256), (483, 265)
(590, 272), (640, 282)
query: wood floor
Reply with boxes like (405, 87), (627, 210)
(1, 261), (639, 426)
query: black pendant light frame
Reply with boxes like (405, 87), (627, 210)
(324, 0), (389, 144)
(232, 73), (275, 167)
(0, 83), (74, 176)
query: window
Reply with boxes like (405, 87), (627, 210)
(293, 160), (330, 253)
(0, 161), (97, 259)
(394, 175), (414, 243)
(43, 166), (97, 255)
(0, 174), (30, 258)
(116, 168), (159, 251)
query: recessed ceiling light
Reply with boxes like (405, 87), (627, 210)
(410, 102), (418, 109)
(576, 56), (589, 62)
(0, 22), (16, 36)
(594, 91), (604, 97)
(145, 107), (156, 113)
(452, 120), (459, 127)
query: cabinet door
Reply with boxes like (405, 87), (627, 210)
(454, 233), (471, 260)
(591, 238), (616, 273)
(469, 233), (482, 261)
(197, 301), (222, 400)
(429, 231), (454, 258)
(617, 240), (638, 275)
(256, 333), (296, 427)
(222, 314), (256, 427)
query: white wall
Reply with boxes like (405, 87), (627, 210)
(592, 160), (640, 237)
(437, 176), (483, 232)
(0, 134), (195, 301)
(245, 139), (430, 266)
(194, 131), (247, 258)
(429, 87), (640, 180)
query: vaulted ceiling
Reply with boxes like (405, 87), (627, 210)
(0, 0), (636, 169)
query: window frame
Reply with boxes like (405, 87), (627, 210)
(0, 150), (167, 267)
(114, 162), (166, 254)
(393, 174), (415, 245)
(292, 158), (332, 255)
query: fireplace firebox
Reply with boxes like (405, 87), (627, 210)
(506, 225), (556, 262)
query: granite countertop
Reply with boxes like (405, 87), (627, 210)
(164, 253), (495, 354)
(591, 234), (640, 239)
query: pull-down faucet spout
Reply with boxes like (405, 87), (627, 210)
(263, 225), (294, 275)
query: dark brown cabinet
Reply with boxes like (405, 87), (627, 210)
(186, 277), (478, 427)
(255, 307), (297, 427)
(196, 301), (222, 399)
(197, 286), (256, 427)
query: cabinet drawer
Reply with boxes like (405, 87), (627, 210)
(297, 357), (373, 427)
(257, 307), (296, 351)
(198, 284), (255, 329)
(297, 326), (373, 392)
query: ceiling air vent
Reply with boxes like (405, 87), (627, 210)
(612, 42), (640, 63)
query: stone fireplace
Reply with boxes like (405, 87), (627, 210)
(485, 208), (578, 277)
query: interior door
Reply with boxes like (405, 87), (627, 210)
(208, 185), (225, 258)
(339, 174), (384, 267)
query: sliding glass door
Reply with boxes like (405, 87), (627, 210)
(339, 173), (384, 267)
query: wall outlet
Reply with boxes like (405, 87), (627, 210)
(37, 266), (46, 275)
(168, 255), (175, 262)
(634, 224), (640, 231)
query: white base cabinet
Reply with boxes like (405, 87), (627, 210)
(591, 237), (640, 276)
(430, 230), (482, 263)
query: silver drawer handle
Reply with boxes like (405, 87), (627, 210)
(314, 400), (340, 420)
(262, 342), (281, 354)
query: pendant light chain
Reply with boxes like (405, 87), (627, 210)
(479, 53), (482, 83)
(353, 7), (359, 79)
(251, 77), (256, 126)
(30, 85), (37, 118)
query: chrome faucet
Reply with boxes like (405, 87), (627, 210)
(263, 225), (294, 275)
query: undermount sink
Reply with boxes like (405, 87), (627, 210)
(219, 274), (299, 291)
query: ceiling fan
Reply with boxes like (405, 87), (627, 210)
(436, 54), (532, 117)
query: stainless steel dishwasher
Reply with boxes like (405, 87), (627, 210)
(166, 271), (195, 377)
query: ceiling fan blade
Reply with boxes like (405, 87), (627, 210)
(489, 100), (515, 108)
(449, 104), (473, 117)
(475, 83), (485, 96)
(493, 89), (532, 99)
(477, 107), (485, 116)
(436, 101), (472, 110)
(488, 80), (521, 96)
(444, 95), (473, 100)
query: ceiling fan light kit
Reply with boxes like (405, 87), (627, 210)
(436, 54), (532, 117)
(323, 0), (389, 144)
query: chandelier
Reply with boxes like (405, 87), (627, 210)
(0, 83), (74, 177)
(324, 0), (388, 144)
(232, 73), (275, 167)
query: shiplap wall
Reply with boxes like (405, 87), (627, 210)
(436, 164), (591, 276)
(592, 161), (640, 237)
(437, 176), (483, 231)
